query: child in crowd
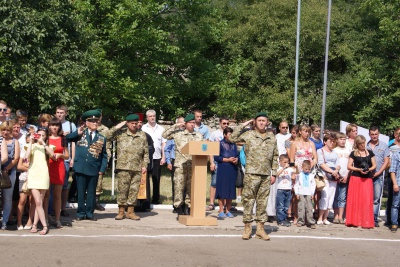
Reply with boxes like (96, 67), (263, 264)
(276, 154), (296, 227)
(294, 160), (316, 229)
(333, 132), (351, 224)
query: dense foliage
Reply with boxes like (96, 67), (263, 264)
(1, 0), (399, 133)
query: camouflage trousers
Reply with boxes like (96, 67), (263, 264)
(297, 195), (316, 225)
(117, 170), (141, 206)
(173, 161), (192, 208)
(96, 173), (103, 196)
(242, 174), (271, 223)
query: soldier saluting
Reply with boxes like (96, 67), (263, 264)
(104, 114), (149, 220)
(66, 109), (108, 221)
(230, 112), (278, 241)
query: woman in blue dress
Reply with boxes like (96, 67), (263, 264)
(215, 127), (239, 219)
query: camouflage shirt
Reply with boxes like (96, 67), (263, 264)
(162, 126), (203, 167)
(104, 127), (149, 172)
(230, 125), (278, 176)
(97, 124), (112, 157)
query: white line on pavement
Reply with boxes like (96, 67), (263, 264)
(0, 234), (399, 242)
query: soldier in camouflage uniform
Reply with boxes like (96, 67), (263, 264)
(162, 114), (203, 215)
(94, 110), (112, 211)
(104, 114), (149, 220)
(230, 112), (278, 241)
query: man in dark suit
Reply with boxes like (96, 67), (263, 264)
(66, 110), (108, 221)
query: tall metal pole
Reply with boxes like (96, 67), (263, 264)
(293, 0), (301, 125)
(321, 0), (332, 133)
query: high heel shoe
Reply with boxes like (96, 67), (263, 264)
(40, 226), (49, 235)
(30, 224), (38, 233)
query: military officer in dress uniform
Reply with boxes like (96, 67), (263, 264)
(230, 112), (278, 241)
(162, 114), (203, 215)
(104, 114), (149, 220)
(66, 109), (108, 221)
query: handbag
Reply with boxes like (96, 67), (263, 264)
(321, 149), (337, 180)
(313, 164), (326, 191)
(0, 169), (12, 189)
(236, 162), (244, 188)
(21, 179), (30, 195)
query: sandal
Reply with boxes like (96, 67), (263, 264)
(217, 212), (227, 219)
(40, 226), (49, 235)
(30, 224), (38, 233)
(206, 204), (215, 211)
(55, 221), (63, 229)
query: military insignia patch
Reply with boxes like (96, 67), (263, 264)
(201, 144), (208, 152)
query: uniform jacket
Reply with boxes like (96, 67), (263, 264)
(66, 129), (108, 176)
(104, 127), (149, 172)
(230, 125), (278, 176)
(162, 126), (203, 167)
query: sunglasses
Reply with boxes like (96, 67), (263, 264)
(37, 127), (48, 131)
(0, 108), (7, 112)
(222, 122), (229, 125)
(281, 127), (289, 129)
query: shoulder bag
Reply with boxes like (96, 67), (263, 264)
(313, 164), (326, 191)
(0, 169), (12, 189)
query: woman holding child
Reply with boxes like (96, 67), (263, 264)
(289, 124), (317, 224)
(346, 135), (376, 228)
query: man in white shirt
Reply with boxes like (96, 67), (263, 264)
(275, 121), (291, 156)
(267, 121), (291, 221)
(142, 109), (166, 204)
(0, 100), (7, 125)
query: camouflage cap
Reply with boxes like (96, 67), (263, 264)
(126, 114), (139, 121)
(82, 110), (101, 121)
(184, 113), (195, 122)
(254, 111), (268, 119)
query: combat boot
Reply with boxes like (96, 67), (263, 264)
(255, 222), (270, 241)
(95, 196), (105, 211)
(115, 206), (126, 220)
(126, 206), (140, 221)
(242, 222), (252, 240)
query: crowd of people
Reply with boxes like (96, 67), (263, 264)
(1, 98), (400, 239)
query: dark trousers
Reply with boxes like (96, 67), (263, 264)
(151, 158), (162, 203)
(75, 173), (98, 219)
(68, 172), (77, 200)
(170, 159), (176, 202)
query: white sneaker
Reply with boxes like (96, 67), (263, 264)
(17, 225), (24, 231)
(323, 220), (331, 225)
(317, 221), (323, 225)
(236, 196), (242, 203)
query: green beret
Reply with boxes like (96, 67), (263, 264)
(184, 113), (195, 122)
(82, 110), (101, 121)
(126, 114), (139, 121)
(254, 111), (268, 119)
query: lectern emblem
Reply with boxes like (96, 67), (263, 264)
(201, 144), (208, 151)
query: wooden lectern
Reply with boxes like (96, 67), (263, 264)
(179, 141), (220, 226)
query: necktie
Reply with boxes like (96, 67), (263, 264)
(89, 131), (93, 142)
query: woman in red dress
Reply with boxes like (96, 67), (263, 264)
(346, 135), (376, 228)
(48, 118), (69, 228)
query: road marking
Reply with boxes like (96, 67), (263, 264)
(0, 234), (399, 242)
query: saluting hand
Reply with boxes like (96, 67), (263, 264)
(77, 123), (85, 135)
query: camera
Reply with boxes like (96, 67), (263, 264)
(33, 133), (41, 139)
(360, 161), (369, 172)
